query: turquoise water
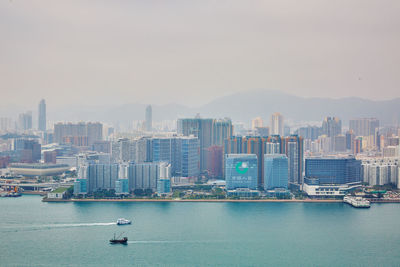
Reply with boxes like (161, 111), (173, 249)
(1, 196), (400, 266)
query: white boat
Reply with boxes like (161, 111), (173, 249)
(117, 218), (132, 225)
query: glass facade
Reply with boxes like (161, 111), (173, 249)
(264, 154), (288, 190)
(225, 154), (258, 190)
(305, 157), (362, 184)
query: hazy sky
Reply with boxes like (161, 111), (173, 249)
(1, 0), (399, 109)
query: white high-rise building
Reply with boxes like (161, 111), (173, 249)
(251, 117), (263, 130)
(270, 112), (284, 136)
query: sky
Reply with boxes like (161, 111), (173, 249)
(0, 0), (399, 110)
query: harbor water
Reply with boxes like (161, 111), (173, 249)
(1, 195), (399, 266)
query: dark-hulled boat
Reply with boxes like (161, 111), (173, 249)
(110, 233), (128, 244)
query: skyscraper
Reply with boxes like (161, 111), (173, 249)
(38, 99), (46, 131)
(177, 118), (213, 173)
(264, 154), (288, 190)
(285, 135), (304, 186)
(349, 118), (379, 137)
(270, 112), (284, 136)
(145, 105), (152, 132)
(322, 117), (342, 137)
(18, 111), (32, 131)
(251, 117), (263, 130)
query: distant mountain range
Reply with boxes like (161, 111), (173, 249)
(40, 90), (400, 127)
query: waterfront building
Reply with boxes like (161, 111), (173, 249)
(9, 163), (69, 176)
(115, 179), (129, 195)
(225, 154), (258, 190)
(128, 162), (160, 192)
(270, 112), (284, 136)
(361, 158), (399, 187)
(157, 178), (171, 196)
(302, 181), (361, 197)
(73, 178), (88, 195)
(145, 105), (152, 132)
(264, 154), (288, 190)
(38, 99), (46, 131)
(305, 157), (361, 185)
(87, 163), (119, 192)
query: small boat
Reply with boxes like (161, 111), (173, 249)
(117, 218), (131, 225)
(110, 233), (128, 244)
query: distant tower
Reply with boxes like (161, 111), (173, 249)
(38, 99), (46, 131)
(270, 112), (284, 136)
(145, 105), (152, 131)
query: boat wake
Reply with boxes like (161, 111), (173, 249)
(128, 240), (224, 244)
(1, 222), (116, 232)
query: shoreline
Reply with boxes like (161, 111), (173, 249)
(43, 198), (343, 203)
(42, 198), (400, 203)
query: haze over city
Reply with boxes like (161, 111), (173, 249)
(1, 0), (400, 109)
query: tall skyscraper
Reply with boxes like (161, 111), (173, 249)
(264, 154), (288, 190)
(285, 135), (304, 186)
(322, 117), (342, 137)
(145, 105), (152, 132)
(177, 117), (213, 173)
(270, 112), (284, 136)
(38, 99), (46, 131)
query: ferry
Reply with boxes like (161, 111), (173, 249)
(343, 196), (370, 208)
(117, 218), (132, 225)
(110, 233), (128, 244)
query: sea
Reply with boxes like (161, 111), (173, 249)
(0, 195), (399, 266)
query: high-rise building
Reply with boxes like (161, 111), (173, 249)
(322, 117), (341, 137)
(177, 117), (213, 173)
(225, 154), (258, 190)
(295, 126), (322, 141)
(251, 117), (263, 130)
(264, 154), (288, 190)
(177, 136), (200, 178)
(285, 135), (304, 185)
(54, 122), (103, 146)
(212, 118), (233, 146)
(13, 139), (41, 163)
(349, 118), (379, 137)
(270, 112), (284, 136)
(128, 162), (160, 192)
(145, 105), (152, 132)
(333, 135), (346, 152)
(38, 99), (46, 131)
(18, 112), (32, 131)
(206, 146), (223, 178)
